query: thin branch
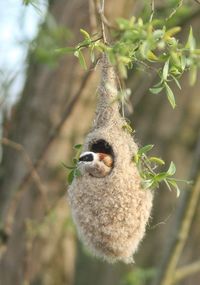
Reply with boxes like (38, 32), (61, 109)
(93, 0), (117, 31)
(173, 260), (200, 284)
(166, 0), (183, 21)
(154, 172), (200, 285)
(0, 138), (49, 233)
(100, 0), (107, 43)
(20, 65), (94, 189)
(2, 63), (95, 232)
(95, 0), (108, 44)
(149, 0), (155, 22)
(0, 138), (47, 198)
(89, 0), (98, 33)
(77, 36), (103, 50)
(100, 13), (118, 30)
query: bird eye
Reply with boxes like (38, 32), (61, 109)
(79, 154), (93, 162)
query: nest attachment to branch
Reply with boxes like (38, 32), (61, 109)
(68, 54), (153, 263)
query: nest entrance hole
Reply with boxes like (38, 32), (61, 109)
(89, 139), (115, 164)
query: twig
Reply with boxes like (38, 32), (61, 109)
(95, 0), (108, 44)
(154, 172), (200, 285)
(2, 63), (94, 232)
(89, 0), (98, 33)
(20, 65), (93, 189)
(99, 0), (106, 43)
(0, 138), (49, 233)
(149, 0), (155, 22)
(0, 138), (47, 197)
(77, 36), (103, 50)
(152, 130), (200, 285)
(166, 0), (183, 21)
(173, 260), (200, 284)
(100, 13), (118, 30)
(93, 0), (117, 31)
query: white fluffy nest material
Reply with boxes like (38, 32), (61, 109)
(68, 54), (153, 263)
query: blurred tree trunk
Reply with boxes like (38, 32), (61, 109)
(0, 0), (96, 284)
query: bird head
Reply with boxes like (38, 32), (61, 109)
(78, 151), (98, 164)
(79, 151), (113, 167)
(78, 151), (113, 177)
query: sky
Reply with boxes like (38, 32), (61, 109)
(0, 0), (47, 107)
(0, 0), (47, 160)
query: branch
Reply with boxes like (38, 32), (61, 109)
(95, 0), (108, 43)
(152, 128), (200, 285)
(166, 0), (183, 21)
(149, 0), (155, 22)
(2, 63), (94, 232)
(0, 138), (47, 197)
(154, 172), (200, 285)
(173, 260), (200, 284)
(0, 138), (49, 233)
(89, 0), (98, 33)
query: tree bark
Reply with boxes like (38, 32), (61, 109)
(0, 0), (95, 284)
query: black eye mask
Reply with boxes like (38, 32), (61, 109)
(79, 154), (94, 162)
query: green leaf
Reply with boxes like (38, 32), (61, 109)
(80, 29), (90, 39)
(138, 144), (154, 156)
(140, 41), (150, 58)
(142, 179), (154, 189)
(74, 144), (82, 149)
(54, 47), (75, 55)
(171, 75), (181, 90)
(149, 86), (164, 94)
(90, 49), (95, 63)
(189, 65), (197, 86)
(169, 178), (193, 185)
(167, 161), (176, 176)
(165, 27), (181, 37)
(153, 81), (163, 88)
(147, 51), (159, 62)
(164, 178), (173, 191)
(163, 59), (169, 80)
(170, 67), (181, 76)
(167, 179), (180, 197)
(62, 162), (75, 170)
(74, 50), (87, 70)
(154, 172), (168, 182)
(149, 157), (165, 165)
(122, 124), (133, 134)
(73, 158), (78, 165)
(180, 55), (186, 71)
(74, 168), (82, 177)
(118, 62), (127, 78)
(68, 170), (74, 184)
(186, 27), (196, 51)
(164, 83), (176, 109)
(133, 154), (139, 164)
(78, 50), (87, 70)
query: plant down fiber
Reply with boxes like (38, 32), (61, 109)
(68, 54), (153, 263)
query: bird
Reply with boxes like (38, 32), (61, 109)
(78, 151), (113, 178)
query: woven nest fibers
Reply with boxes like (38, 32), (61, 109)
(67, 54), (153, 263)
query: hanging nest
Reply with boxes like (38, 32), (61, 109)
(68, 54), (153, 263)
